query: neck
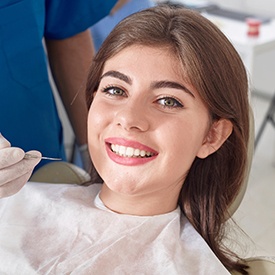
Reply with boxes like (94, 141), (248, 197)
(99, 183), (179, 216)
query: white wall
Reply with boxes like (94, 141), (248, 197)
(210, 0), (275, 17)
(156, 1), (275, 17)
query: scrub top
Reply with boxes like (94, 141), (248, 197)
(91, 0), (155, 51)
(0, 0), (116, 169)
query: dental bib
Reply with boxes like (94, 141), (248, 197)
(0, 182), (230, 274)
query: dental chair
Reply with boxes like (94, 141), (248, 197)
(30, 161), (92, 185)
(30, 108), (275, 275)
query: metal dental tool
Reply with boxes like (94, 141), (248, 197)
(24, 153), (61, 161)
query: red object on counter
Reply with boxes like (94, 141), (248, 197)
(246, 18), (262, 36)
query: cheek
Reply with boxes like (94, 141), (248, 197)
(87, 103), (106, 153)
(87, 108), (96, 142)
(169, 121), (209, 158)
(87, 102), (106, 137)
(87, 104), (107, 174)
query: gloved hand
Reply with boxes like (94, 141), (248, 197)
(0, 133), (41, 198)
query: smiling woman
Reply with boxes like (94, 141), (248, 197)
(88, 45), (216, 213)
(86, 5), (249, 273)
(0, 4), (250, 274)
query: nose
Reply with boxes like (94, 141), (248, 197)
(114, 101), (150, 132)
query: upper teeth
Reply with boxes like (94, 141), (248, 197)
(111, 144), (153, 158)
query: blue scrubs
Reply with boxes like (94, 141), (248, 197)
(91, 0), (155, 52)
(0, 0), (116, 169)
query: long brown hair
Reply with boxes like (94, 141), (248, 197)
(86, 5), (250, 274)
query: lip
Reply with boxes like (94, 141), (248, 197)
(105, 137), (158, 166)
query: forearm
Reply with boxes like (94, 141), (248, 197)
(45, 29), (94, 146)
(110, 0), (129, 14)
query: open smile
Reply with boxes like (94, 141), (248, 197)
(105, 138), (158, 165)
(110, 144), (155, 158)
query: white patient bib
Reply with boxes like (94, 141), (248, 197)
(0, 182), (230, 274)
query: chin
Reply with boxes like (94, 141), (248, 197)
(103, 175), (144, 195)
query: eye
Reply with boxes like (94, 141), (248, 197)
(101, 86), (126, 97)
(157, 97), (183, 108)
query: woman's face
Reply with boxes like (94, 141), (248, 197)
(88, 45), (212, 213)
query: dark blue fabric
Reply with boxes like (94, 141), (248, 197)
(0, 0), (116, 169)
(45, 0), (118, 39)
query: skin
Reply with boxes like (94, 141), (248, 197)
(88, 45), (232, 216)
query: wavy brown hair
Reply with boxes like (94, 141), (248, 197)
(86, 5), (250, 274)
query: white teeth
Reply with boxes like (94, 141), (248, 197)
(119, 146), (125, 156)
(110, 144), (153, 158)
(134, 149), (140, 156)
(125, 147), (134, 157)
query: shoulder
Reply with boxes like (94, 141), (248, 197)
(27, 181), (102, 203)
(44, 0), (117, 39)
(0, 182), (102, 209)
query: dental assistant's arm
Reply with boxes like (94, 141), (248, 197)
(45, 30), (94, 170)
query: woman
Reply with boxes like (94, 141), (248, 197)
(0, 5), (250, 274)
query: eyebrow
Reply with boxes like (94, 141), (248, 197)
(100, 70), (195, 98)
(100, 70), (132, 85)
(151, 80), (195, 98)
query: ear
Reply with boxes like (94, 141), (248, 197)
(197, 119), (233, 159)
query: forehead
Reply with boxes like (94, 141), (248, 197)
(102, 45), (184, 79)
(100, 45), (202, 100)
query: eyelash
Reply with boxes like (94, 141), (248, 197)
(156, 96), (183, 109)
(100, 85), (184, 109)
(101, 85), (126, 97)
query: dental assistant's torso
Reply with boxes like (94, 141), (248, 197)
(0, 0), (116, 169)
